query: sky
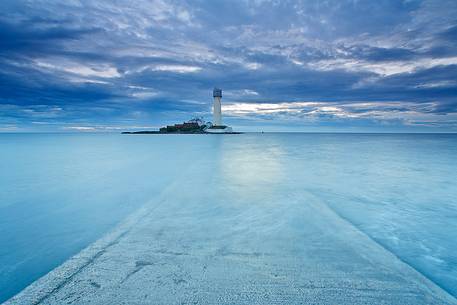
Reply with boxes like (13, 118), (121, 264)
(1, 0), (457, 132)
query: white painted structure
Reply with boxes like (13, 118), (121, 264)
(205, 125), (233, 133)
(212, 88), (222, 126)
(205, 88), (234, 133)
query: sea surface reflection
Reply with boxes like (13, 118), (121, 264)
(0, 133), (456, 301)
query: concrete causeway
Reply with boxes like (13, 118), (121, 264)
(5, 161), (457, 305)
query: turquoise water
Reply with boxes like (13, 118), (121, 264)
(0, 133), (456, 302)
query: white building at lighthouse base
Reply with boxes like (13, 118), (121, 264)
(204, 124), (233, 133)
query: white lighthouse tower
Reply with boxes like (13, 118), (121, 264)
(205, 88), (233, 133)
(213, 88), (222, 126)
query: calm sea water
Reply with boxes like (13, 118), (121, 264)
(0, 133), (456, 302)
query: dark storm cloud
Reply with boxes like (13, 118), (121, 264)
(342, 45), (419, 62)
(0, 18), (101, 58)
(0, 0), (456, 131)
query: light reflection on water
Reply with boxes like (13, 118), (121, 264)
(219, 137), (285, 191)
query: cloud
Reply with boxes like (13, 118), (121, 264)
(63, 126), (96, 131)
(0, 0), (456, 131)
(415, 80), (457, 89)
(34, 60), (121, 78)
(148, 65), (202, 73)
(308, 57), (457, 76)
(222, 100), (457, 128)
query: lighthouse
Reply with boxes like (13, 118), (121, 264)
(205, 88), (233, 133)
(213, 88), (222, 126)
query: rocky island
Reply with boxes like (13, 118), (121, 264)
(122, 119), (206, 134)
(122, 119), (241, 134)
